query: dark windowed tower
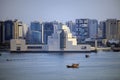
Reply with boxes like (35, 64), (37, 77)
(99, 21), (106, 39)
(4, 20), (13, 43)
(29, 21), (43, 44)
(0, 21), (4, 44)
(60, 30), (66, 50)
(43, 22), (54, 44)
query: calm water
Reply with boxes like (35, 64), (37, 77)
(0, 51), (120, 80)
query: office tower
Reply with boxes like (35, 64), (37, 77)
(0, 21), (4, 43)
(52, 21), (63, 32)
(99, 21), (106, 39)
(75, 19), (89, 43)
(23, 23), (28, 39)
(117, 20), (120, 41)
(106, 19), (118, 40)
(43, 22), (54, 44)
(4, 20), (13, 43)
(26, 27), (31, 44)
(13, 19), (24, 39)
(29, 21), (43, 44)
(60, 30), (66, 49)
(89, 19), (98, 39)
(66, 21), (76, 33)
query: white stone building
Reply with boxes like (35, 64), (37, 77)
(48, 25), (91, 51)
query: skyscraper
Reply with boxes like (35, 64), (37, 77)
(89, 19), (98, 39)
(52, 21), (63, 32)
(13, 19), (24, 39)
(117, 20), (120, 41)
(106, 19), (118, 40)
(99, 21), (106, 39)
(75, 19), (89, 43)
(66, 21), (76, 33)
(4, 20), (13, 43)
(60, 30), (66, 49)
(43, 22), (54, 44)
(0, 21), (4, 43)
(22, 23), (28, 39)
(29, 21), (43, 44)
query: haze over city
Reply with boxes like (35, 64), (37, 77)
(0, 0), (120, 24)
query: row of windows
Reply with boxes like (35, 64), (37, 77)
(27, 46), (42, 49)
(110, 23), (116, 24)
(76, 19), (88, 23)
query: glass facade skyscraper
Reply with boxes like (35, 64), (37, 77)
(4, 20), (13, 43)
(29, 21), (43, 44)
(99, 21), (106, 39)
(30, 31), (42, 44)
(89, 19), (98, 39)
(30, 22), (41, 31)
(0, 21), (4, 43)
(43, 22), (54, 44)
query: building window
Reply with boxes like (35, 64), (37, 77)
(17, 47), (21, 51)
(27, 46), (42, 49)
(81, 46), (87, 49)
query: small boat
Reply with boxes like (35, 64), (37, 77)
(85, 54), (90, 58)
(66, 64), (79, 68)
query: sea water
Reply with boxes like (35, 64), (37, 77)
(0, 51), (120, 80)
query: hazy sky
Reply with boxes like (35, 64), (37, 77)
(0, 0), (120, 24)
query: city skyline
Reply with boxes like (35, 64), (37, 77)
(0, 0), (120, 24)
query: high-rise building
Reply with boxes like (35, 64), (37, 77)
(0, 21), (4, 43)
(99, 21), (106, 39)
(52, 21), (62, 32)
(117, 20), (120, 41)
(106, 19), (118, 40)
(75, 19), (98, 43)
(4, 20), (13, 43)
(13, 19), (24, 39)
(23, 23), (28, 39)
(75, 19), (89, 43)
(29, 21), (43, 44)
(66, 21), (76, 33)
(26, 27), (31, 44)
(43, 22), (54, 44)
(89, 19), (98, 39)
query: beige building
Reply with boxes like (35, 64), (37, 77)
(106, 19), (118, 40)
(13, 19), (25, 39)
(10, 39), (47, 52)
(117, 20), (120, 41)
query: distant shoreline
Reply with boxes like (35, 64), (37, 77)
(10, 50), (97, 53)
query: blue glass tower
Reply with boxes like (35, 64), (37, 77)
(29, 21), (43, 44)
(43, 22), (54, 44)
